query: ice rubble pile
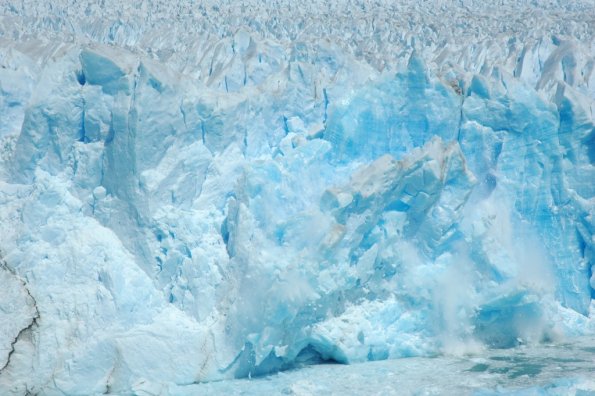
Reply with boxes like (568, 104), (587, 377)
(0, 0), (594, 393)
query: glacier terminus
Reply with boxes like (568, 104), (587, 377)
(0, 0), (594, 394)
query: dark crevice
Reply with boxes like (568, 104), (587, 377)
(200, 121), (206, 145)
(103, 364), (115, 394)
(456, 84), (466, 144)
(0, 256), (41, 374)
(78, 97), (89, 143)
(0, 316), (39, 373)
(75, 69), (86, 85)
(105, 117), (115, 145)
(220, 195), (238, 259)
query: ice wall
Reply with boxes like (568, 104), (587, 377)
(0, 0), (594, 393)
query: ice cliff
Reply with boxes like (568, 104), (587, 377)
(0, 0), (594, 393)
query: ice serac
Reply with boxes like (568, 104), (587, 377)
(324, 53), (461, 162)
(0, 0), (594, 393)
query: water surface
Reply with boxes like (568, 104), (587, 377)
(169, 337), (595, 395)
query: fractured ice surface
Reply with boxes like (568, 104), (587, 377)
(0, 0), (594, 393)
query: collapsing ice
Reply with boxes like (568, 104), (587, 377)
(0, 3), (594, 393)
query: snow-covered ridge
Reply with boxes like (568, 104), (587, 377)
(0, 1), (594, 394)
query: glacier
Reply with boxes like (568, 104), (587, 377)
(0, 0), (594, 394)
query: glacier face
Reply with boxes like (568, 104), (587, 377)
(0, 0), (594, 393)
